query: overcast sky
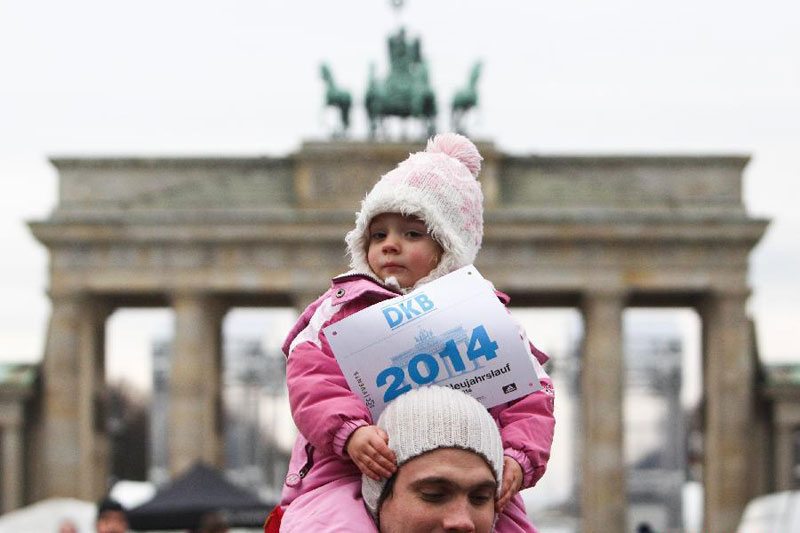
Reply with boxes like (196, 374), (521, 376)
(1, 0), (798, 384)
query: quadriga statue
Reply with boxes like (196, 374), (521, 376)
(365, 27), (437, 139)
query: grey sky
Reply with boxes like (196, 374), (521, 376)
(1, 0), (798, 376)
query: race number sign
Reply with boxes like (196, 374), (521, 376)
(324, 265), (541, 420)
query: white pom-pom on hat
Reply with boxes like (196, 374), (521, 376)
(345, 133), (485, 289)
(425, 132), (483, 178)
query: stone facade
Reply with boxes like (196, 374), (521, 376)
(27, 140), (768, 532)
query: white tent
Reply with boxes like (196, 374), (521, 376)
(109, 480), (156, 511)
(737, 491), (800, 533)
(0, 498), (95, 533)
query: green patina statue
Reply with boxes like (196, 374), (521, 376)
(320, 63), (352, 136)
(365, 26), (437, 138)
(451, 61), (482, 134)
(318, 0), (483, 139)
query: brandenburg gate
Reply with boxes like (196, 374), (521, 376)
(27, 141), (766, 532)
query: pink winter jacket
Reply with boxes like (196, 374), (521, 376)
(279, 273), (556, 508)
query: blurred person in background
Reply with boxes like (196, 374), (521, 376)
(58, 518), (79, 533)
(95, 498), (128, 533)
(192, 511), (229, 533)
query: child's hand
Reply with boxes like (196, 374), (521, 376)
(496, 456), (523, 512)
(345, 425), (397, 481)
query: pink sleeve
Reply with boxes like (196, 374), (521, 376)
(333, 419), (370, 457)
(491, 333), (556, 489)
(503, 448), (536, 488)
(494, 376), (555, 489)
(287, 307), (373, 456)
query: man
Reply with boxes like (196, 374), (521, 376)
(362, 386), (505, 533)
(265, 386), (515, 533)
(96, 498), (128, 533)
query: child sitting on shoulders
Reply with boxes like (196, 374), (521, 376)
(276, 133), (555, 533)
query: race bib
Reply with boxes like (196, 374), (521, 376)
(324, 265), (541, 420)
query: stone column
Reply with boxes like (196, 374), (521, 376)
(700, 290), (754, 533)
(773, 402), (800, 491)
(169, 293), (225, 476)
(0, 404), (23, 512)
(774, 424), (795, 491)
(580, 290), (626, 533)
(79, 301), (112, 500)
(37, 294), (109, 499)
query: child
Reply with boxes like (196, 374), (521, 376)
(277, 133), (555, 532)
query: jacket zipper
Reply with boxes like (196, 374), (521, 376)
(298, 442), (315, 478)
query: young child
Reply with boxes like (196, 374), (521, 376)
(277, 133), (555, 532)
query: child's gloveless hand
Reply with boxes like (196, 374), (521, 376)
(345, 425), (397, 481)
(496, 456), (523, 512)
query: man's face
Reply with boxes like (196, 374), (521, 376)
(96, 511), (128, 533)
(379, 448), (497, 533)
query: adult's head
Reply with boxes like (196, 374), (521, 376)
(362, 386), (503, 533)
(96, 498), (128, 533)
(194, 511), (229, 533)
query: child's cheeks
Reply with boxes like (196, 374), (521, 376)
(366, 212), (443, 288)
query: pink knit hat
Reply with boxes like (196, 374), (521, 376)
(345, 133), (484, 288)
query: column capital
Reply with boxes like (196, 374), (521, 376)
(580, 288), (628, 318)
(46, 289), (87, 305)
(46, 291), (115, 321)
(170, 291), (228, 318)
(170, 290), (221, 302)
(704, 285), (752, 300)
(581, 286), (629, 301)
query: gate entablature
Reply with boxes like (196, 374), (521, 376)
(33, 144), (763, 299)
(45, 145), (749, 214)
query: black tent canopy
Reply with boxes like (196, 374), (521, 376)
(128, 463), (272, 530)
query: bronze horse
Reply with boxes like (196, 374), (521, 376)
(451, 61), (482, 134)
(320, 63), (352, 136)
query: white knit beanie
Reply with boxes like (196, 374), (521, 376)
(345, 133), (484, 289)
(361, 386), (504, 519)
